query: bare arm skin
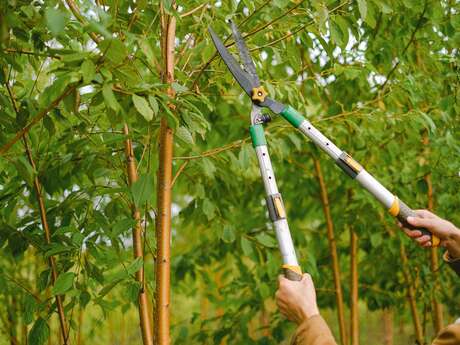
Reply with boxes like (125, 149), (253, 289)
(399, 210), (460, 259)
(276, 274), (320, 324)
(276, 274), (337, 345)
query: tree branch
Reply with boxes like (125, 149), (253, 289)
(0, 84), (77, 156)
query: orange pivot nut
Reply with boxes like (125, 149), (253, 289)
(251, 86), (268, 103)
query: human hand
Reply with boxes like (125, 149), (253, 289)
(399, 210), (460, 259)
(275, 273), (319, 325)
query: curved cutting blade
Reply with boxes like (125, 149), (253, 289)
(208, 26), (255, 97)
(230, 21), (261, 86)
(208, 25), (286, 114)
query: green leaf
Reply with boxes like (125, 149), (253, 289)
(172, 82), (188, 93)
(45, 8), (67, 36)
(255, 233), (277, 248)
(99, 38), (128, 65)
(221, 224), (236, 243)
(102, 83), (119, 111)
(80, 290), (91, 307)
(370, 233), (382, 247)
(81, 60), (96, 84)
(131, 174), (154, 208)
(357, 0), (367, 20)
(238, 144), (251, 169)
(202, 158), (216, 179)
(45, 244), (72, 258)
(14, 156), (35, 186)
(52, 272), (75, 295)
(112, 218), (137, 237)
(202, 198), (216, 220)
(40, 76), (70, 107)
(241, 237), (253, 257)
(132, 94), (154, 121)
(126, 257), (143, 276)
(28, 318), (49, 345)
(176, 126), (194, 144)
(22, 294), (36, 325)
(148, 95), (159, 115)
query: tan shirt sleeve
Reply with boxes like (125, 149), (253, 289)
(443, 251), (460, 277)
(432, 323), (460, 345)
(290, 315), (337, 345)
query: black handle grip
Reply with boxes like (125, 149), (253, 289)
(397, 200), (440, 246)
(283, 266), (303, 281)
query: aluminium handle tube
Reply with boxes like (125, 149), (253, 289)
(280, 106), (440, 247)
(249, 124), (303, 281)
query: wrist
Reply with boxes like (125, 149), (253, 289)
(446, 225), (460, 259)
(299, 304), (319, 322)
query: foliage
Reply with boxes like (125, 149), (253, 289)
(0, 0), (459, 344)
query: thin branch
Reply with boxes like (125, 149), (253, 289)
(180, 3), (207, 18)
(2, 273), (41, 302)
(3, 48), (62, 60)
(238, 0), (271, 28)
(0, 84), (77, 156)
(244, 1), (304, 39)
(6, 82), (70, 343)
(171, 161), (189, 187)
(379, 1), (427, 90)
(251, 1), (349, 51)
(123, 124), (154, 345)
(173, 138), (247, 161)
(64, 0), (101, 43)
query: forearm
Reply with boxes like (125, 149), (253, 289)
(444, 225), (460, 259)
(291, 315), (337, 345)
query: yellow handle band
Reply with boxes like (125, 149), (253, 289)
(282, 264), (302, 275)
(389, 197), (400, 217)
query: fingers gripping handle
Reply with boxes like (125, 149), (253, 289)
(282, 265), (303, 281)
(391, 198), (440, 247)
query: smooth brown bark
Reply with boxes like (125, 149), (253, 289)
(423, 134), (443, 333)
(400, 244), (424, 344)
(155, 118), (173, 345)
(383, 308), (394, 345)
(350, 229), (359, 345)
(123, 124), (154, 345)
(313, 158), (347, 345)
(155, 5), (176, 344)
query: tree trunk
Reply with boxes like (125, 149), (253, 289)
(383, 308), (393, 345)
(123, 124), (154, 345)
(313, 158), (347, 345)
(423, 134), (443, 333)
(155, 4), (176, 344)
(400, 244), (424, 344)
(350, 229), (359, 345)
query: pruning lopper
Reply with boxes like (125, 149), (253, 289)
(208, 22), (439, 281)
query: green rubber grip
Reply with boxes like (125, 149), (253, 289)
(249, 124), (266, 147)
(280, 106), (305, 128)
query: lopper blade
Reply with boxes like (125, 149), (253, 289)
(230, 21), (261, 86)
(208, 25), (286, 114)
(208, 26), (256, 97)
